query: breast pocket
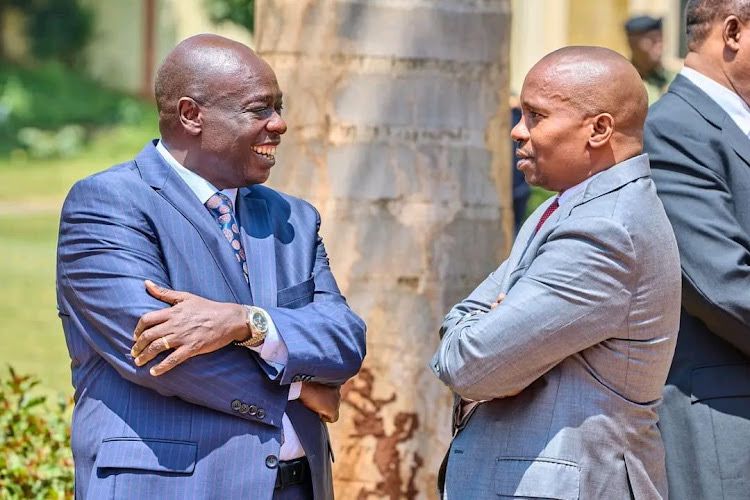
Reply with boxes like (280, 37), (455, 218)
(495, 457), (580, 499)
(277, 277), (315, 309)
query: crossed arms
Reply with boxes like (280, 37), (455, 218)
(57, 175), (366, 425)
(431, 217), (636, 401)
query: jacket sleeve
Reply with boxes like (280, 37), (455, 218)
(266, 207), (367, 386)
(645, 116), (750, 356)
(431, 217), (636, 401)
(57, 176), (288, 427)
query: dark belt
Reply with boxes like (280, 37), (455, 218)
(274, 457), (310, 490)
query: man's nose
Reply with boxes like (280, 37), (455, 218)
(511, 118), (528, 142)
(268, 112), (287, 135)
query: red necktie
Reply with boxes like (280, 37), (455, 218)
(534, 197), (559, 233)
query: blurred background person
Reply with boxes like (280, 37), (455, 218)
(625, 14), (675, 105)
(510, 96), (530, 234)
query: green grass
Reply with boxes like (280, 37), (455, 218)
(0, 117), (158, 395)
(0, 119), (158, 395)
(0, 213), (69, 395)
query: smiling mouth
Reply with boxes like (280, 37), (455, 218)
(251, 144), (277, 161)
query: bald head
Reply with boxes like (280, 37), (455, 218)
(512, 46), (648, 192)
(529, 46), (648, 140)
(155, 34), (272, 136)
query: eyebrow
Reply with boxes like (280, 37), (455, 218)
(241, 92), (283, 106)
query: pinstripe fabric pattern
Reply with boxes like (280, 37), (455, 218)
(56, 141), (366, 499)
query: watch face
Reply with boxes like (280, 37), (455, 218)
(252, 311), (268, 333)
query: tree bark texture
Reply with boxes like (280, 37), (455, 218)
(255, 1), (512, 497)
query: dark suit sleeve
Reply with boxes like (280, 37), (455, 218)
(266, 206), (367, 386)
(645, 115), (750, 356)
(57, 176), (288, 427)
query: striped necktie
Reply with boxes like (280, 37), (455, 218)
(205, 192), (249, 283)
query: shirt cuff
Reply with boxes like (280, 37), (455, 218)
(288, 381), (302, 401)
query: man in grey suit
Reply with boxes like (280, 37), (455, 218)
(644, 1), (750, 498)
(431, 46), (681, 499)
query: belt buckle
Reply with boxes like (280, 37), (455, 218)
(275, 457), (309, 490)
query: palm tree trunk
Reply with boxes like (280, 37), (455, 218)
(255, 1), (512, 497)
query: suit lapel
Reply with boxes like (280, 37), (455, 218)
(724, 119), (750, 168)
(503, 154), (651, 290)
(238, 189), (278, 309)
(670, 75), (750, 168)
(134, 141), (253, 305)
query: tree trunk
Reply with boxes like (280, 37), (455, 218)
(255, 1), (512, 497)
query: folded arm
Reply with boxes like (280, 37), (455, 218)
(431, 218), (635, 401)
(57, 177), (288, 426)
(266, 208), (367, 386)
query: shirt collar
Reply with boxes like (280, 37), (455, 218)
(155, 139), (238, 206)
(680, 66), (750, 136)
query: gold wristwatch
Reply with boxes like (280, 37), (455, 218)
(236, 306), (268, 348)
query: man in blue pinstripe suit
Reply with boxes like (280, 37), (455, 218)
(56, 34), (366, 499)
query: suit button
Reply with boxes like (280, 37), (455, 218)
(291, 375), (301, 382)
(256, 408), (265, 419)
(231, 399), (242, 411)
(265, 455), (278, 469)
(248, 405), (257, 415)
(240, 403), (250, 414)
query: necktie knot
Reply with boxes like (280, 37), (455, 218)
(205, 192), (234, 215)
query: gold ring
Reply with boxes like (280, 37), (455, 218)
(162, 337), (170, 350)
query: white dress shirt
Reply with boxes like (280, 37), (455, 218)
(681, 66), (750, 137)
(156, 140), (304, 460)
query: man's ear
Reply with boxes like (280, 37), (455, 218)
(177, 97), (202, 136)
(723, 15), (743, 52)
(588, 113), (614, 149)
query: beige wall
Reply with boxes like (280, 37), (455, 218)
(510, 0), (682, 93)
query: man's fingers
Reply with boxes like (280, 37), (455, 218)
(150, 347), (191, 376)
(133, 308), (170, 340)
(132, 320), (170, 356)
(491, 292), (507, 310)
(145, 280), (187, 306)
(134, 334), (177, 367)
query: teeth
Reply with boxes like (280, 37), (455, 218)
(252, 145), (276, 157)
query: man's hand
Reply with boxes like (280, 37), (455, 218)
(490, 292), (506, 310)
(130, 280), (248, 376)
(299, 382), (341, 423)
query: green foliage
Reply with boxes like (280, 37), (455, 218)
(22, 0), (94, 67)
(525, 186), (556, 219)
(0, 62), (154, 157)
(0, 366), (73, 499)
(205, 0), (255, 32)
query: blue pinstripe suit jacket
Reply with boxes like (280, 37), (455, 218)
(56, 141), (366, 499)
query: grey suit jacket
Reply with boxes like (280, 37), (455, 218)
(431, 154), (681, 499)
(645, 74), (750, 500)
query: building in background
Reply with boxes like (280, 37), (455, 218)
(510, 0), (685, 95)
(0, 0), (253, 98)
